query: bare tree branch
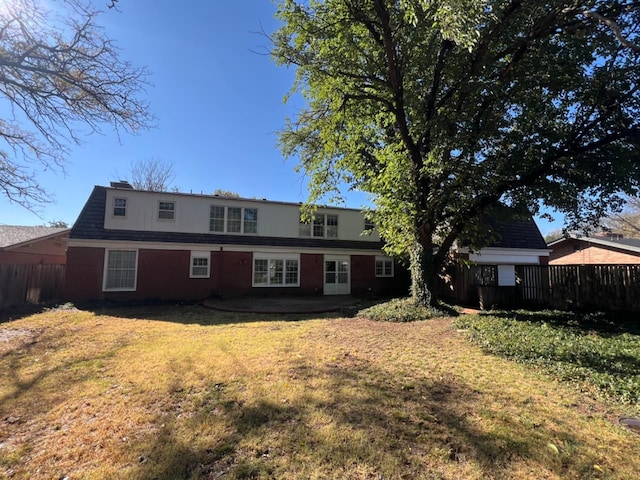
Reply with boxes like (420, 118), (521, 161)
(583, 9), (640, 53)
(129, 157), (175, 192)
(0, 0), (153, 210)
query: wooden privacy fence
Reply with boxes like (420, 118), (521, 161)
(0, 264), (66, 308)
(441, 264), (640, 312)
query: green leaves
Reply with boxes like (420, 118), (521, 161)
(455, 311), (640, 404)
(272, 0), (640, 303)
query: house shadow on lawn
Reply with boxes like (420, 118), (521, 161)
(123, 353), (594, 480)
(84, 297), (384, 326)
(0, 304), (51, 324)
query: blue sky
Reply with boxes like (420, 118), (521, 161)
(0, 0), (562, 235)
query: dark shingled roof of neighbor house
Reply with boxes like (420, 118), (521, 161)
(0, 226), (69, 249)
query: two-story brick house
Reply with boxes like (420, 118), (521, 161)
(65, 183), (404, 303)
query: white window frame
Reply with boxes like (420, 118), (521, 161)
(103, 249), (138, 291)
(158, 201), (176, 221)
(190, 251), (210, 278)
(113, 197), (127, 217)
(299, 212), (339, 238)
(375, 256), (394, 277)
(243, 208), (258, 234)
(252, 253), (300, 287)
(326, 214), (338, 238)
(209, 205), (258, 234)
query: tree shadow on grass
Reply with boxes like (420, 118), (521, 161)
(123, 354), (595, 480)
(0, 326), (135, 428)
(482, 309), (640, 336)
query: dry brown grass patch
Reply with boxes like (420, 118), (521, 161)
(0, 305), (638, 479)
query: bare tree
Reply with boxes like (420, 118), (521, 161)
(0, 0), (152, 210)
(212, 189), (240, 198)
(130, 157), (176, 192)
(603, 196), (640, 238)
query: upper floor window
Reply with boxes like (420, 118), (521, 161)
(364, 218), (375, 232)
(113, 197), (127, 217)
(158, 201), (175, 220)
(210, 206), (225, 232)
(300, 213), (338, 238)
(243, 208), (258, 234)
(209, 205), (258, 234)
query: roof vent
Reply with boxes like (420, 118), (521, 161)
(110, 181), (134, 189)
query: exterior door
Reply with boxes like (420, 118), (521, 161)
(323, 256), (350, 295)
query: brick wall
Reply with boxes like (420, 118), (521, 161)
(65, 247), (105, 302)
(351, 255), (409, 296)
(65, 246), (406, 303)
(66, 247), (220, 303)
(300, 253), (324, 294)
(549, 239), (640, 264)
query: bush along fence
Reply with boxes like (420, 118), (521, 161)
(440, 264), (640, 312)
(0, 264), (66, 308)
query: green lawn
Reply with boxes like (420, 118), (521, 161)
(1, 305), (638, 479)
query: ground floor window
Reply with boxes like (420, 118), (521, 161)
(103, 249), (138, 291)
(253, 253), (300, 287)
(190, 251), (210, 278)
(375, 256), (394, 277)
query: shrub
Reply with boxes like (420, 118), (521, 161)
(357, 297), (451, 322)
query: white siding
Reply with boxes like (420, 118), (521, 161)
(103, 189), (381, 242)
(468, 248), (547, 265)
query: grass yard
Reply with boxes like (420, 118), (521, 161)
(1, 305), (639, 479)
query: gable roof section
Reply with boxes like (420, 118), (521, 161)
(459, 207), (548, 251)
(70, 186), (384, 251)
(484, 214), (548, 250)
(0, 226), (69, 249)
(548, 235), (640, 254)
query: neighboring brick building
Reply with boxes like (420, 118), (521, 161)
(0, 226), (69, 265)
(548, 234), (640, 265)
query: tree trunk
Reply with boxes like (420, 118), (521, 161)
(409, 241), (440, 307)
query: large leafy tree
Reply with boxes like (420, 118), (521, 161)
(272, 0), (640, 305)
(0, 0), (151, 209)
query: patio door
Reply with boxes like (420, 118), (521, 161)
(323, 256), (350, 295)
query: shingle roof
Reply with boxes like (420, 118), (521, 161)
(548, 235), (640, 254)
(0, 226), (69, 249)
(459, 207), (548, 251)
(70, 186), (384, 251)
(484, 214), (548, 250)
